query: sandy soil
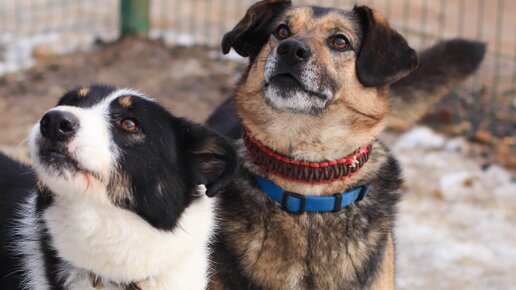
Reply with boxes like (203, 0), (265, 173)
(0, 39), (515, 290)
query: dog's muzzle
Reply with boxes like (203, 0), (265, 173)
(263, 40), (333, 113)
(36, 110), (85, 174)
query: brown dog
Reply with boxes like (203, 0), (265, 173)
(207, 1), (485, 289)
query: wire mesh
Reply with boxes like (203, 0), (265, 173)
(0, 0), (119, 74)
(0, 0), (515, 143)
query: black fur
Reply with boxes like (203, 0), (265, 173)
(0, 85), (237, 289)
(353, 5), (418, 87)
(391, 38), (486, 104)
(222, 0), (292, 60)
(0, 153), (35, 289)
(206, 98), (242, 140)
(311, 5), (334, 17)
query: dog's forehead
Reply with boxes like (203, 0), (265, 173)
(285, 6), (360, 41)
(57, 86), (152, 109)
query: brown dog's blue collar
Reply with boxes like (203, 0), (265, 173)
(255, 175), (369, 214)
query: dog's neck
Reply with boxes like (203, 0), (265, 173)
(239, 113), (381, 162)
(22, 187), (214, 290)
(239, 128), (387, 196)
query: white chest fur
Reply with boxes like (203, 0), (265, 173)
(41, 191), (216, 290)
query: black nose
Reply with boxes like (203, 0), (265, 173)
(40, 111), (79, 142)
(276, 39), (312, 65)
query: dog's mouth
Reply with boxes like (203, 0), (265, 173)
(38, 143), (102, 181)
(265, 73), (328, 101)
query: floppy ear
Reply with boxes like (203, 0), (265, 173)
(353, 6), (418, 87)
(222, 0), (292, 60)
(183, 123), (238, 197)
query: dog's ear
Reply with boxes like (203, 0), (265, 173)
(353, 6), (418, 87)
(183, 123), (238, 197)
(222, 0), (292, 59)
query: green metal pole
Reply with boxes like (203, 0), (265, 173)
(120, 0), (150, 37)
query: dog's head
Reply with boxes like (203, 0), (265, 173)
(29, 85), (237, 230)
(223, 1), (418, 157)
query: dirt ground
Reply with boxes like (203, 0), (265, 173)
(1, 39), (515, 290)
(0, 38), (243, 157)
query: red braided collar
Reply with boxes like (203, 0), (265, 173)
(243, 128), (373, 184)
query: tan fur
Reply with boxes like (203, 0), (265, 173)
(230, 210), (308, 289)
(388, 96), (440, 131)
(192, 140), (225, 156)
(118, 95), (133, 108)
(369, 233), (395, 290)
(372, 10), (389, 27)
(107, 170), (134, 205)
(77, 87), (90, 98)
(208, 281), (225, 290)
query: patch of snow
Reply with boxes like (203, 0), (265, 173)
(0, 32), (117, 76)
(393, 126), (516, 290)
(148, 29), (247, 62)
(150, 29), (198, 47)
(393, 126), (446, 151)
(484, 165), (512, 185)
(397, 195), (516, 290)
(444, 136), (471, 153)
(221, 49), (246, 63)
(0, 33), (58, 75)
(439, 170), (474, 194)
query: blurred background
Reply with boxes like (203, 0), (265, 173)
(0, 0), (515, 289)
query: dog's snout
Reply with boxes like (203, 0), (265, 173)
(40, 111), (79, 142)
(277, 40), (312, 65)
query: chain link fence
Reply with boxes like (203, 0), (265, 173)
(1, 0), (515, 145)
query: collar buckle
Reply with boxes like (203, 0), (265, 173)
(356, 185), (370, 202)
(332, 193), (343, 212)
(281, 191), (306, 214)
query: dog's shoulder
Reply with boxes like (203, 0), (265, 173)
(0, 156), (54, 289)
(0, 152), (35, 201)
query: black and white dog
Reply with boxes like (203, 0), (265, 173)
(0, 85), (237, 289)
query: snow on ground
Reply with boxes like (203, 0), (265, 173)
(0, 32), (117, 76)
(0, 29), (245, 77)
(0, 29), (236, 77)
(392, 127), (516, 290)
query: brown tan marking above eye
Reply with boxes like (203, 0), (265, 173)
(118, 96), (133, 108)
(120, 118), (140, 132)
(77, 87), (90, 98)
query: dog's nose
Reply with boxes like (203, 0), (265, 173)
(40, 111), (79, 142)
(277, 39), (312, 65)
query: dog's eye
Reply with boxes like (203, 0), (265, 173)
(275, 24), (291, 40)
(330, 35), (350, 51)
(120, 118), (140, 132)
